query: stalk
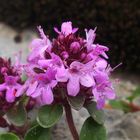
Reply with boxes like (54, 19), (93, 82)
(64, 103), (79, 140)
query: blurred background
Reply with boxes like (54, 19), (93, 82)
(0, 0), (140, 73)
(0, 0), (140, 140)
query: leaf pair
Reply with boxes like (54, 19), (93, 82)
(25, 104), (63, 140)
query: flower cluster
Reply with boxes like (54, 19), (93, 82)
(19, 21), (116, 109)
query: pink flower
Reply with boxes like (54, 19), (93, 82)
(85, 28), (97, 52)
(24, 68), (57, 105)
(28, 26), (52, 62)
(54, 21), (78, 36)
(0, 75), (21, 103)
(92, 81), (115, 109)
(25, 21), (117, 109)
(66, 61), (95, 96)
(38, 53), (68, 82)
(85, 28), (109, 59)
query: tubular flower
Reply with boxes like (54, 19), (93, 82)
(0, 57), (23, 105)
(26, 68), (57, 105)
(28, 26), (52, 63)
(25, 21), (116, 108)
(54, 21), (78, 36)
(0, 75), (21, 103)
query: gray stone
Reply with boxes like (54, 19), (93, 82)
(0, 23), (37, 62)
(108, 129), (130, 140)
(115, 112), (140, 140)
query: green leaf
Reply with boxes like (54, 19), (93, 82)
(37, 104), (63, 128)
(0, 133), (20, 140)
(67, 94), (85, 110)
(25, 125), (51, 140)
(109, 100), (131, 113)
(127, 87), (140, 102)
(85, 101), (105, 124)
(80, 117), (107, 140)
(6, 102), (27, 126)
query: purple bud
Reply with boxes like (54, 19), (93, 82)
(70, 42), (80, 53)
(61, 51), (69, 59)
(80, 53), (86, 60)
(58, 34), (65, 41)
(1, 67), (8, 74)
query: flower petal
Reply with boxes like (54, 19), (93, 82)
(85, 28), (96, 52)
(15, 86), (25, 97)
(6, 88), (16, 103)
(96, 59), (107, 71)
(0, 84), (6, 91)
(38, 59), (52, 68)
(29, 39), (43, 49)
(26, 81), (38, 96)
(31, 87), (42, 98)
(97, 98), (105, 109)
(80, 74), (95, 87)
(41, 86), (54, 104)
(95, 71), (109, 84)
(55, 68), (68, 82)
(104, 89), (116, 99)
(67, 74), (80, 96)
(92, 88), (99, 100)
(61, 21), (72, 36)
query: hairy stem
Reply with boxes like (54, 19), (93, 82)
(64, 103), (79, 140)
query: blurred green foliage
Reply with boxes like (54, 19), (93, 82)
(0, 0), (139, 72)
(109, 87), (140, 113)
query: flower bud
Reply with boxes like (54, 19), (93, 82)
(61, 51), (69, 59)
(70, 42), (80, 54)
(80, 53), (86, 60)
(1, 67), (8, 74)
(58, 34), (65, 41)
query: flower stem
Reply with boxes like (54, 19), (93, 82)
(64, 103), (79, 140)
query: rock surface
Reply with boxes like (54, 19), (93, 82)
(0, 23), (140, 140)
(52, 109), (140, 140)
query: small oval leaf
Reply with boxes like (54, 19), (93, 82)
(67, 94), (85, 110)
(25, 125), (51, 140)
(80, 117), (107, 140)
(37, 104), (63, 128)
(85, 101), (105, 124)
(0, 133), (20, 140)
(6, 102), (27, 126)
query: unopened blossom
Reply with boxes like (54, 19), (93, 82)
(70, 42), (80, 54)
